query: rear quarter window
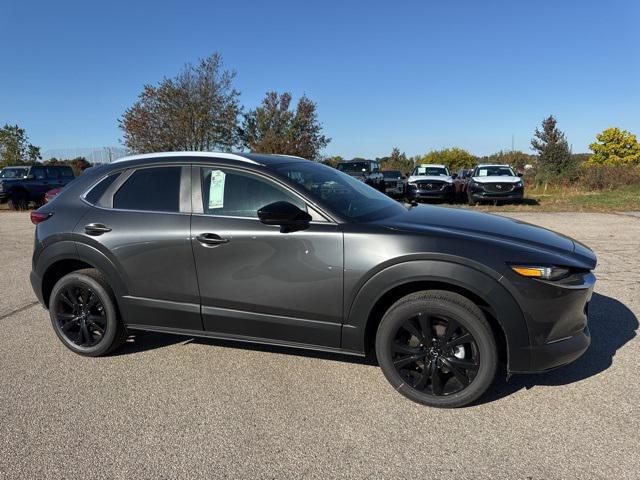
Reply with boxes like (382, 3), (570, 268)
(85, 173), (120, 205)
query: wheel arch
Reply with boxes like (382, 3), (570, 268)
(341, 260), (531, 372)
(38, 242), (128, 308)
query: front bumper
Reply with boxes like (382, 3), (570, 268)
(507, 271), (595, 373)
(469, 184), (524, 202)
(407, 183), (454, 201)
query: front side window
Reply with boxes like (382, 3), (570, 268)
(201, 168), (305, 218)
(273, 161), (404, 221)
(113, 166), (181, 212)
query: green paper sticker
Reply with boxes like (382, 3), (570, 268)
(208, 170), (226, 209)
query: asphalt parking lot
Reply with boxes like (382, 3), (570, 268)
(0, 210), (638, 479)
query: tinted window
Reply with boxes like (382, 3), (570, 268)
(114, 167), (181, 212)
(383, 170), (401, 179)
(85, 173), (119, 205)
(337, 162), (370, 173)
(59, 167), (74, 178)
(45, 168), (60, 179)
(273, 161), (404, 221)
(201, 168), (305, 218)
(32, 167), (46, 179)
(0, 167), (29, 178)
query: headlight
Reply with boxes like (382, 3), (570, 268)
(511, 265), (570, 280)
(515, 180), (523, 187)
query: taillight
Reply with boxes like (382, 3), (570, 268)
(30, 211), (52, 225)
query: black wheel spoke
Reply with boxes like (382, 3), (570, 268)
(61, 318), (78, 332)
(86, 292), (98, 310)
(443, 318), (460, 343)
(430, 361), (444, 395)
(447, 357), (479, 372)
(402, 319), (424, 343)
(394, 354), (421, 368)
(446, 332), (473, 348)
(59, 291), (75, 308)
(413, 363), (430, 390)
(416, 313), (432, 346)
(392, 342), (421, 355)
(442, 358), (471, 386)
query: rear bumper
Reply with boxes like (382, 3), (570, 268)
(30, 270), (45, 307)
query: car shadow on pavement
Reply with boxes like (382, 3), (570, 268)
(478, 292), (638, 405)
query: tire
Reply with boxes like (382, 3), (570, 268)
(375, 290), (497, 408)
(467, 191), (477, 206)
(8, 190), (28, 210)
(49, 269), (127, 356)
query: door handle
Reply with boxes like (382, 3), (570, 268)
(85, 223), (112, 235)
(196, 233), (229, 246)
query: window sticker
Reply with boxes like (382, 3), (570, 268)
(208, 170), (226, 209)
(478, 169), (488, 176)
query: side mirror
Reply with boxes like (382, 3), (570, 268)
(517, 172), (523, 177)
(27, 174), (35, 180)
(452, 173), (458, 179)
(257, 201), (312, 233)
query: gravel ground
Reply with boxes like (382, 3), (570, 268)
(0, 211), (638, 479)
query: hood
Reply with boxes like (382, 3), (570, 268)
(408, 175), (453, 183)
(471, 176), (521, 184)
(375, 205), (596, 268)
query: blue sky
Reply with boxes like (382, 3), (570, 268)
(1, 0), (638, 158)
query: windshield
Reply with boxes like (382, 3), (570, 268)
(412, 166), (449, 177)
(0, 167), (29, 178)
(337, 162), (370, 173)
(273, 162), (404, 221)
(382, 170), (402, 179)
(474, 166), (516, 177)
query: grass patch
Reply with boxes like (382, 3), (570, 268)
(464, 185), (640, 212)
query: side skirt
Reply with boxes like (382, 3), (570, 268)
(125, 323), (365, 358)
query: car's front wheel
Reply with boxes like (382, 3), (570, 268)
(375, 290), (497, 408)
(49, 269), (127, 356)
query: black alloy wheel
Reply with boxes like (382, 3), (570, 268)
(49, 269), (127, 356)
(53, 284), (107, 348)
(375, 290), (497, 408)
(391, 313), (479, 396)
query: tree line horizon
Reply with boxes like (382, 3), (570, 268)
(2, 53), (639, 185)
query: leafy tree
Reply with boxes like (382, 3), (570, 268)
(530, 115), (573, 179)
(380, 147), (414, 174)
(415, 147), (476, 173)
(0, 124), (41, 168)
(322, 155), (343, 167)
(119, 53), (242, 153)
(587, 127), (640, 166)
(241, 91), (330, 160)
(480, 150), (535, 172)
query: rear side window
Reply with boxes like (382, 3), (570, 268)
(85, 174), (119, 205)
(45, 168), (60, 179)
(114, 167), (181, 212)
(59, 167), (74, 178)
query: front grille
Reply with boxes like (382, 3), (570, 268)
(482, 182), (515, 193)
(417, 181), (445, 191)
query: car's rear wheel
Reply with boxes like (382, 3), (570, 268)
(467, 191), (477, 206)
(49, 269), (127, 356)
(8, 191), (28, 210)
(375, 290), (497, 408)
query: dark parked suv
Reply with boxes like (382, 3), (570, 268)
(0, 165), (75, 209)
(30, 152), (596, 408)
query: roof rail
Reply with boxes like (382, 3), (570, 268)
(113, 151), (260, 165)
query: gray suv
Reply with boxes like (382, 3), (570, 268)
(30, 152), (596, 408)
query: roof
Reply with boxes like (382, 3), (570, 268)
(416, 164), (447, 168)
(476, 164), (510, 168)
(113, 151), (309, 166)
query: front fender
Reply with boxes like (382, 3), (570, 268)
(341, 259), (532, 372)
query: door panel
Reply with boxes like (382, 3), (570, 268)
(191, 216), (343, 347)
